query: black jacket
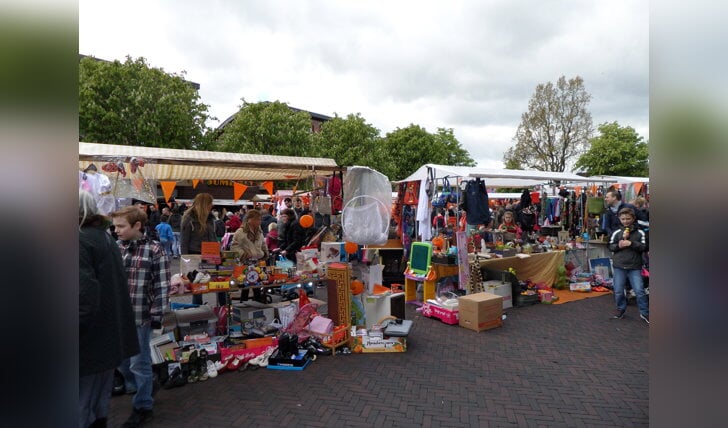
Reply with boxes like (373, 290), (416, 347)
(282, 219), (310, 261)
(79, 220), (139, 377)
(602, 202), (646, 237)
(608, 224), (647, 270)
(180, 213), (217, 254)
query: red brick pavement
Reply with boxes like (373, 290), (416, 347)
(108, 293), (648, 427)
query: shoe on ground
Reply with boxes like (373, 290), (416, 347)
(206, 360), (218, 378)
(640, 313), (650, 324)
(122, 407), (153, 428)
(612, 310), (625, 319)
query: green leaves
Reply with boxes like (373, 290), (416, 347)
(575, 121), (648, 176)
(79, 56), (214, 150)
(504, 75), (593, 172)
(216, 100), (315, 156)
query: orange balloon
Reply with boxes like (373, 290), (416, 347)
(344, 241), (358, 254)
(351, 279), (364, 295)
(299, 214), (314, 228)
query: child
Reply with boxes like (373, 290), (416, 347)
(110, 205), (170, 426)
(497, 210), (522, 240)
(155, 217), (175, 258)
(266, 222), (279, 252)
(608, 207), (649, 324)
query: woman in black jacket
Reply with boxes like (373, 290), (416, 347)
(180, 193), (218, 305)
(79, 190), (139, 428)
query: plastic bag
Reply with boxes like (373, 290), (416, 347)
(342, 166), (391, 245)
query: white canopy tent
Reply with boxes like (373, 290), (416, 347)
(588, 175), (649, 184)
(395, 164), (546, 188)
(395, 163), (617, 188)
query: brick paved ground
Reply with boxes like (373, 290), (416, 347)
(108, 288), (648, 427)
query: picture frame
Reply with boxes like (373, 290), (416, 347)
(589, 257), (613, 279)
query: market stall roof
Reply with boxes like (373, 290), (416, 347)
(78, 142), (339, 181)
(394, 164), (543, 187)
(395, 164), (614, 187)
(588, 175), (649, 184)
(469, 167), (615, 183)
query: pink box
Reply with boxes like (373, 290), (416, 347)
(421, 302), (459, 325)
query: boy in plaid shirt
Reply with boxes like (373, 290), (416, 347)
(111, 205), (170, 427)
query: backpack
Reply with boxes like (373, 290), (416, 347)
(214, 219), (226, 238)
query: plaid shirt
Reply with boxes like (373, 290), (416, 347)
(117, 237), (170, 326)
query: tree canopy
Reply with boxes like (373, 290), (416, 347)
(504, 75), (594, 171)
(378, 125), (473, 181)
(79, 56), (213, 149)
(574, 121), (649, 176)
(313, 113), (383, 168)
(215, 100), (316, 157)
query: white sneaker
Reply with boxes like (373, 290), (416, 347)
(206, 360), (218, 378)
(249, 346), (277, 368)
(193, 272), (211, 284)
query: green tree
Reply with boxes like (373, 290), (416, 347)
(504, 75), (594, 171)
(434, 128), (476, 167)
(216, 100), (315, 156)
(375, 125), (476, 181)
(314, 113), (383, 168)
(575, 121), (649, 176)
(79, 56), (214, 149)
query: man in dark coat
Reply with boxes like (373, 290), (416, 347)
(79, 190), (139, 428)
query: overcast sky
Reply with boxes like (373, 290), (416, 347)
(79, 0), (648, 170)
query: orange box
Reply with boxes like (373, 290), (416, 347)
(242, 337), (275, 349)
(201, 241), (221, 256)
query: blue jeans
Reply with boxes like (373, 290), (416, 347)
(172, 232), (181, 256)
(118, 324), (153, 410)
(161, 240), (173, 257)
(612, 267), (649, 316)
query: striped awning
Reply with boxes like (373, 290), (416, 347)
(79, 142), (339, 181)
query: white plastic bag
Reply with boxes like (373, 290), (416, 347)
(342, 166), (391, 245)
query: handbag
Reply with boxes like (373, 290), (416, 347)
(404, 181), (419, 205)
(432, 177), (451, 207)
(316, 194), (332, 215)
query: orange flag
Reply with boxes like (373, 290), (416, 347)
(233, 182), (248, 202)
(633, 182), (643, 195)
(262, 181), (274, 195)
(160, 181), (177, 202)
(192, 179), (200, 189)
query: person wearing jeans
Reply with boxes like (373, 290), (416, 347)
(608, 207), (649, 324)
(118, 324), (153, 408)
(111, 206), (170, 427)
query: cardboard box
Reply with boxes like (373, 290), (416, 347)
(421, 302), (459, 325)
(483, 282), (513, 310)
(458, 292), (503, 332)
(351, 334), (407, 353)
(569, 282), (591, 292)
(268, 348), (314, 367)
(320, 242), (346, 264)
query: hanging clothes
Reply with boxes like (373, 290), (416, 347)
(461, 178), (490, 226)
(417, 178), (432, 241)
